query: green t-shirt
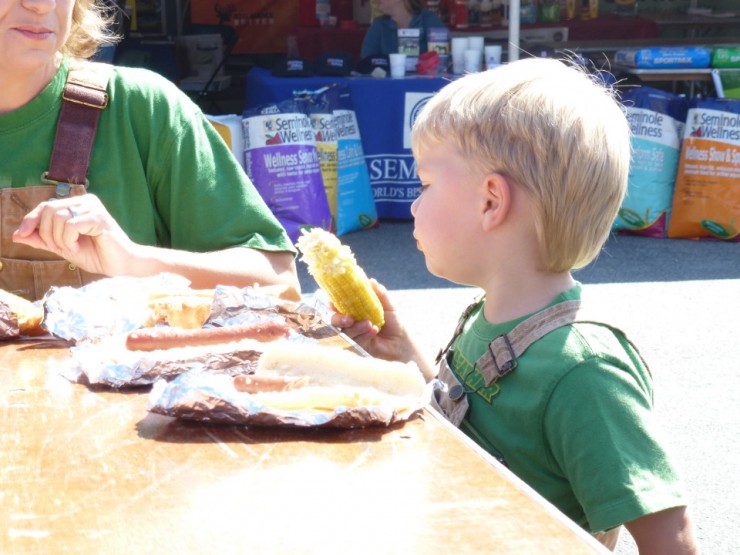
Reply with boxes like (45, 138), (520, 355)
(0, 58), (294, 255)
(449, 285), (685, 533)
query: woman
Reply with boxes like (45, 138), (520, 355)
(1, 0), (300, 300)
(360, 0), (445, 58)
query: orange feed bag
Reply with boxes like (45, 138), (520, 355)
(668, 98), (740, 241)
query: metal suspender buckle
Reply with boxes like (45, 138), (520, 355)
(62, 82), (109, 109)
(41, 172), (89, 192)
(491, 333), (518, 377)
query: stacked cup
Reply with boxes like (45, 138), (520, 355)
(451, 37), (468, 74)
(484, 45), (502, 69)
(464, 36), (484, 73)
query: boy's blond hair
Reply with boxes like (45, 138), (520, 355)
(65, 0), (119, 59)
(411, 58), (631, 273)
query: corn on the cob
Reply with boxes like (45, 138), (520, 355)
(296, 228), (384, 329)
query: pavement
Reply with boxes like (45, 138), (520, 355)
(296, 221), (740, 555)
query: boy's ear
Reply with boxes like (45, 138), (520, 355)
(481, 173), (511, 232)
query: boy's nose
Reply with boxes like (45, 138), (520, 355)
(410, 194), (420, 216)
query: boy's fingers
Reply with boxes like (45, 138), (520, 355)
(369, 279), (393, 310)
(331, 313), (355, 328)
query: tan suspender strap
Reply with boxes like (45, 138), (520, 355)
(44, 61), (112, 190)
(476, 300), (582, 386)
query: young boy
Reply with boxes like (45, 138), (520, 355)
(333, 58), (699, 553)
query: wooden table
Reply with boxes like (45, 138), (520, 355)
(1, 339), (607, 554)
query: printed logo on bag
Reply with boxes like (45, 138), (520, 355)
(625, 108), (684, 143)
(245, 114), (315, 148)
(261, 118), (281, 145)
(311, 113), (337, 142)
(333, 110), (359, 140)
(687, 109), (740, 141)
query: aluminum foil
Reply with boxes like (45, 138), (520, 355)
(61, 335), (266, 388)
(0, 304), (21, 340)
(147, 370), (432, 429)
(58, 277), (340, 388)
(43, 273), (192, 343)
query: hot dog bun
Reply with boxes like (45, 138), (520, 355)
(144, 290), (214, 329)
(0, 288), (45, 336)
(251, 343), (426, 411)
(247, 385), (417, 411)
(141, 284), (299, 329)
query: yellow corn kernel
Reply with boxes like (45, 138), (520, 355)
(296, 228), (385, 329)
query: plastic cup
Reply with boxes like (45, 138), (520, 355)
(464, 49), (482, 73)
(389, 53), (407, 78)
(467, 36), (485, 54)
(484, 45), (502, 69)
(451, 37), (468, 74)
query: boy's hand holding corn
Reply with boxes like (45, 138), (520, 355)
(296, 228), (435, 381)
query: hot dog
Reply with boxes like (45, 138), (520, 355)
(233, 374), (309, 394)
(125, 320), (290, 351)
(242, 343), (427, 411)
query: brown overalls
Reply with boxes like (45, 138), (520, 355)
(0, 61), (111, 300)
(430, 298), (626, 550)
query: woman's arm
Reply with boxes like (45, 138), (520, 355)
(131, 244), (300, 298)
(12, 193), (300, 298)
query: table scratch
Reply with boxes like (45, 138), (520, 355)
(230, 429), (262, 458)
(7, 528), (51, 539)
(204, 429), (239, 458)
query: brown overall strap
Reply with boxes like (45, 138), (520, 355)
(434, 294), (484, 366)
(44, 61), (112, 193)
(476, 300), (582, 386)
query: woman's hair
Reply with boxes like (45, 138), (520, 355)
(63, 0), (119, 59)
(405, 0), (425, 13)
(411, 58), (631, 273)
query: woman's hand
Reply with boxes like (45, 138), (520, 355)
(12, 193), (138, 276)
